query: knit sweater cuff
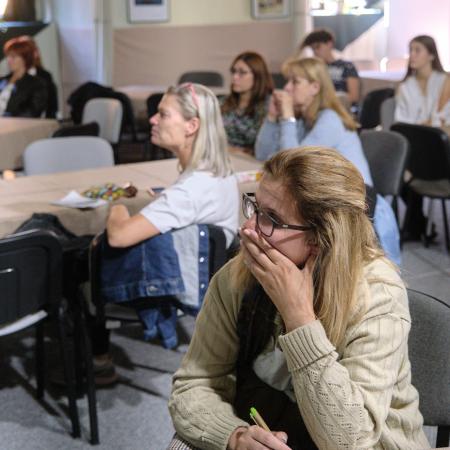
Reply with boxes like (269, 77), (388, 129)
(278, 320), (335, 370)
(201, 413), (249, 450)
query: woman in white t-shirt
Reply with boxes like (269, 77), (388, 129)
(92, 84), (239, 382)
(395, 35), (450, 126)
(107, 83), (239, 248)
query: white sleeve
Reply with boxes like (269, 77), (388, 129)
(394, 83), (415, 124)
(139, 182), (196, 234)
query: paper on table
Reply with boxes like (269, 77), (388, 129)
(52, 190), (108, 209)
(235, 170), (263, 183)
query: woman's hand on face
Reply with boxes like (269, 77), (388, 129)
(228, 426), (291, 450)
(267, 94), (280, 122)
(273, 91), (295, 120)
(240, 227), (316, 332)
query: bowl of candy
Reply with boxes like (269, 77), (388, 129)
(82, 182), (138, 201)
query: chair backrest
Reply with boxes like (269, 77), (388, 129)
(82, 98), (123, 144)
(407, 289), (450, 430)
(391, 123), (450, 181)
(178, 71), (224, 87)
(52, 122), (100, 138)
(380, 97), (396, 131)
(146, 93), (165, 120)
(23, 136), (114, 175)
(360, 130), (410, 196)
(271, 72), (285, 89)
(145, 93), (173, 160)
(0, 230), (62, 327)
(359, 88), (395, 129)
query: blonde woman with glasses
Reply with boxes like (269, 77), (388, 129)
(168, 146), (428, 450)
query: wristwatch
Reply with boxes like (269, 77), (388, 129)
(281, 116), (296, 123)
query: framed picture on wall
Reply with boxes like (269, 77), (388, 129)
(127, 0), (170, 23)
(251, 0), (291, 19)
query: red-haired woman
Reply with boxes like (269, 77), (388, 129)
(0, 37), (47, 117)
(221, 51), (273, 155)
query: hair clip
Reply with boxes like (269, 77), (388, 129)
(181, 82), (200, 110)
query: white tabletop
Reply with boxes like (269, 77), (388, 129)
(359, 70), (405, 81)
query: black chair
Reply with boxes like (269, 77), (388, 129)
(145, 93), (173, 160)
(178, 71), (224, 87)
(271, 72), (285, 89)
(0, 230), (80, 439)
(52, 121), (100, 138)
(391, 123), (450, 251)
(359, 88), (395, 129)
(82, 225), (236, 444)
(407, 289), (450, 447)
(360, 129), (410, 224)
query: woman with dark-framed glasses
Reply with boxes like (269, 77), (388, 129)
(168, 147), (428, 450)
(221, 51), (273, 155)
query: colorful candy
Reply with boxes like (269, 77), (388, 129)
(82, 183), (138, 201)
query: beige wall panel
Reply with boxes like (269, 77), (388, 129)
(113, 22), (294, 87)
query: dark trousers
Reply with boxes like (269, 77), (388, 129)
(402, 185), (427, 236)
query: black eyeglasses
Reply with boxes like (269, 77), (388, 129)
(242, 193), (314, 237)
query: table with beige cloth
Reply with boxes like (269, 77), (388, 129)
(0, 117), (59, 171)
(116, 85), (228, 126)
(0, 153), (262, 239)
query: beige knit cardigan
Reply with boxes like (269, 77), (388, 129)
(168, 258), (430, 450)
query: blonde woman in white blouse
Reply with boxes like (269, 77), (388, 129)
(395, 35), (450, 127)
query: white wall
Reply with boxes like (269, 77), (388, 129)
(387, 0), (450, 70)
(34, 23), (62, 112)
(52, 0), (111, 114)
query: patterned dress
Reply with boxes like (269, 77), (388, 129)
(221, 99), (268, 153)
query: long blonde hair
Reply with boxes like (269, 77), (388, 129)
(282, 57), (358, 131)
(167, 83), (233, 177)
(231, 146), (384, 346)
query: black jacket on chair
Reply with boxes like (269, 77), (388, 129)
(0, 73), (48, 118)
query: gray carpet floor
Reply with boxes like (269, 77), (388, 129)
(1, 204), (449, 450)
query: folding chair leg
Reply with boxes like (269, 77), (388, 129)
(72, 312), (84, 397)
(58, 306), (80, 438)
(442, 199), (450, 252)
(436, 425), (450, 447)
(425, 199), (434, 246)
(401, 189), (414, 245)
(80, 310), (100, 445)
(35, 322), (45, 399)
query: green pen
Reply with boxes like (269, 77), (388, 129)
(249, 406), (270, 431)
